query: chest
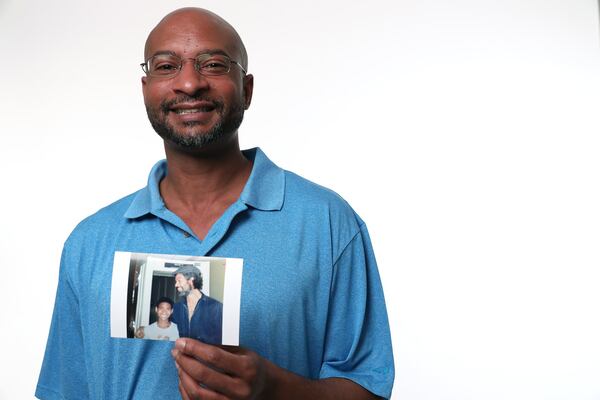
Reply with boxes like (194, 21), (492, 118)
(186, 297), (199, 321)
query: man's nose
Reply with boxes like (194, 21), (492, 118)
(171, 61), (209, 96)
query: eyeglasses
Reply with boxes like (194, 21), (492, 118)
(141, 53), (247, 78)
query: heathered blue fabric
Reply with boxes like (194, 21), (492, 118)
(36, 148), (394, 400)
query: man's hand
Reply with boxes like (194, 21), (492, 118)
(172, 338), (381, 400)
(172, 338), (266, 400)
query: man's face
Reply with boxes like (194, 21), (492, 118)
(174, 273), (194, 297)
(142, 12), (253, 151)
(155, 302), (173, 321)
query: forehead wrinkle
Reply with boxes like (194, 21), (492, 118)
(148, 48), (235, 59)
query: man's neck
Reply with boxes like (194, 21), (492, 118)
(186, 289), (202, 320)
(159, 136), (253, 238)
(162, 138), (251, 205)
(186, 288), (202, 302)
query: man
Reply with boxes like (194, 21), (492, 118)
(171, 265), (223, 344)
(137, 296), (179, 341)
(36, 7), (394, 400)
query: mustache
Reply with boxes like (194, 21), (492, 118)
(160, 95), (224, 113)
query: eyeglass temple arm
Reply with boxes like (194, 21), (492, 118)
(231, 61), (247, 74)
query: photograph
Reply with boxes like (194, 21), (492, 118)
(110, 251), (243, 345)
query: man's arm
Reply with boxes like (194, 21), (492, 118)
(172, 338), (381, 400)
(36, 244), (90, 400)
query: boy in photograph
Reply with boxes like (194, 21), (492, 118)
(138, 297), (179, 341)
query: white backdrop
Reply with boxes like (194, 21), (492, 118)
(1, 1), (599, 399)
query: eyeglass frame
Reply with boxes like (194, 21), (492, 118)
(140, 52), (247, 78)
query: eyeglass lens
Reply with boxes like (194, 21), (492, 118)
(146, 54), (232, 77)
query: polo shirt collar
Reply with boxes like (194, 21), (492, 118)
(239, 147), (285, 211)
(124, 147), (284, 219)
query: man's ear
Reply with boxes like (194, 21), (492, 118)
(243, 74), (254, 110)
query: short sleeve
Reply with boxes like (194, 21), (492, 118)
(319, 223), (395, 399)
(36, 244), (90, 400)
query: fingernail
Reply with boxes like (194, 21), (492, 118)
(175, 338), (186, 350)
(171, 348), (179, 358)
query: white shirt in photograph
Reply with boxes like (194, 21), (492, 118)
(144, 322), (179, 341)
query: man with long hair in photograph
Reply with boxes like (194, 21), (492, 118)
(171, 265), (222, 344)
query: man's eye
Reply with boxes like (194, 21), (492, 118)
(154, 63), (178, 71)
(200, 59), (228, 73)
(205, 62), (226, 68)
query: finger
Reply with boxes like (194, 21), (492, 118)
(174, 351), (244, 396)
(179, 380), (191, 400)
(178, 367), (228, 400)
(175, 338), (247, 377)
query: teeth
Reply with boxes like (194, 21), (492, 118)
(176, 109), (201, 114)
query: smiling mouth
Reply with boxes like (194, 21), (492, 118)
(169, 100), (219, 114)
(174, 107), (214, 114)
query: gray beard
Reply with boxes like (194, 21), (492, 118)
(146, 96), (244, 149)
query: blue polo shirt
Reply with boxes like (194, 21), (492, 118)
(36, 148), (394, 400)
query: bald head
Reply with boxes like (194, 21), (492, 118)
(144, 7), (248, 69)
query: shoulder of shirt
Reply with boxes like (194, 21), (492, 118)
(279, 169), (371, 264)
(63, 189), (142, 247)
(202, 293), (222, 304)
(282, 169), (366, 228)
